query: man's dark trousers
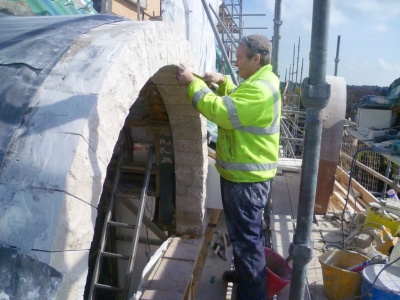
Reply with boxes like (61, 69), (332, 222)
(221, 176), (271, 300)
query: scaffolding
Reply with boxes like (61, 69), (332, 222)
(215, 1), (267, 72)
(217, 0), (242, 70)
(280, 86), (305, 158)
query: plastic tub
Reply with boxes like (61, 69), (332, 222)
(319, 249), (370, 300)
(361, 264), (400, 299)
(265, 247), (291, 299)
(364, 208), (400, 236)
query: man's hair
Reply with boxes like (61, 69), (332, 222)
(239, 35), (272, 66)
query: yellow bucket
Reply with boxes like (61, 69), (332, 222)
(364, 208), (400, 236)
(319, 250), (369, 300)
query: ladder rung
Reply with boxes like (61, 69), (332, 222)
(107, 221), (135, 229)
(94, 283), (123, 292)
(120, 163), (159, 174)
(101, 251), (130, 260)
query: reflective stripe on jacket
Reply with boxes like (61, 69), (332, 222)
(187, 64), (281, 183)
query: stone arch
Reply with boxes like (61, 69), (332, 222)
(0, 19), (208, 299)
(151, 66), (208, 236)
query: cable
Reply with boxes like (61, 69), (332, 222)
(1, 242), (91, 253)
(341, 147), (373, 249)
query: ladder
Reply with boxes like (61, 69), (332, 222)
(88, 145), (155, 300)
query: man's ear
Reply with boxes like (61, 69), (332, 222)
(254, 53), (261, 65)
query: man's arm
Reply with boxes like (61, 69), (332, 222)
(203, 72), (225, 85)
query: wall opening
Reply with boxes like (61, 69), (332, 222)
(84, 77), (177, 298)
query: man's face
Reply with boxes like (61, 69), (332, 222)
(235, 44), (257, 80)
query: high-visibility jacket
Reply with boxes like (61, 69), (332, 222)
(187, 64), (281, 183)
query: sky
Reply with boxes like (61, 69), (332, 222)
(241, 0), (400, 87)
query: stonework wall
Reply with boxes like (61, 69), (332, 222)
(0, 21), (207, 299)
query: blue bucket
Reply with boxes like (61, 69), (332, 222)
(361, 264), (400, 299)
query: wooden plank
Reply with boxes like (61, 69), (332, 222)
(143, 257), (195, 296)
(195, 212), (234, 300)
(335, 181), (369, 210)
(355, 197), (370, 210)
(117, 195), (168, 241)
(277, 158), (302, 173)
(332, 190), (355, 213)
(334, 180), (363, 212)
(329, 192), (346, 211)
(164, 237), (204, 261)
(336, 166), (378, 205)
(208, 148), (216, 160)
(184, 209), (221, 299)
(141, 236), (205, 300)
(140, 290), (186, 300)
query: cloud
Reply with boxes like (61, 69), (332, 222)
(330, 5), (348, 26)
(336, 0), (400, 21)
(281, 0), (312, 21)
(378, 58), (400, 71)
(259, 0), (274, 11)
(249, 0), (400, 86)
(299, 18), (312, 32)
(373, 23), (387, 33)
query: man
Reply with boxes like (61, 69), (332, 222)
(176, 34), (281, 300)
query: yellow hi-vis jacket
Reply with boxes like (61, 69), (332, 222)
(187, 64), (281, 183)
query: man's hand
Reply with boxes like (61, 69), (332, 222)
(203, 72), (225, 85)
(176, 66), (195, 86)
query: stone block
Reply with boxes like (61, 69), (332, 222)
(175, 171), (192, 186)
(175, 210), (203, 237)
(156, 84), (189, 98)
(175, 163), (193, 174)
(174, 151), (205, 167)
(175, 195), (202, 214)
(175, 182), (189, 197)
(165, 104), (198, 117)
(173, 138), (204, 153)
(191, 166), (207, 187)
(151, 70), (182, 85)
(187, 186), (205, 204)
